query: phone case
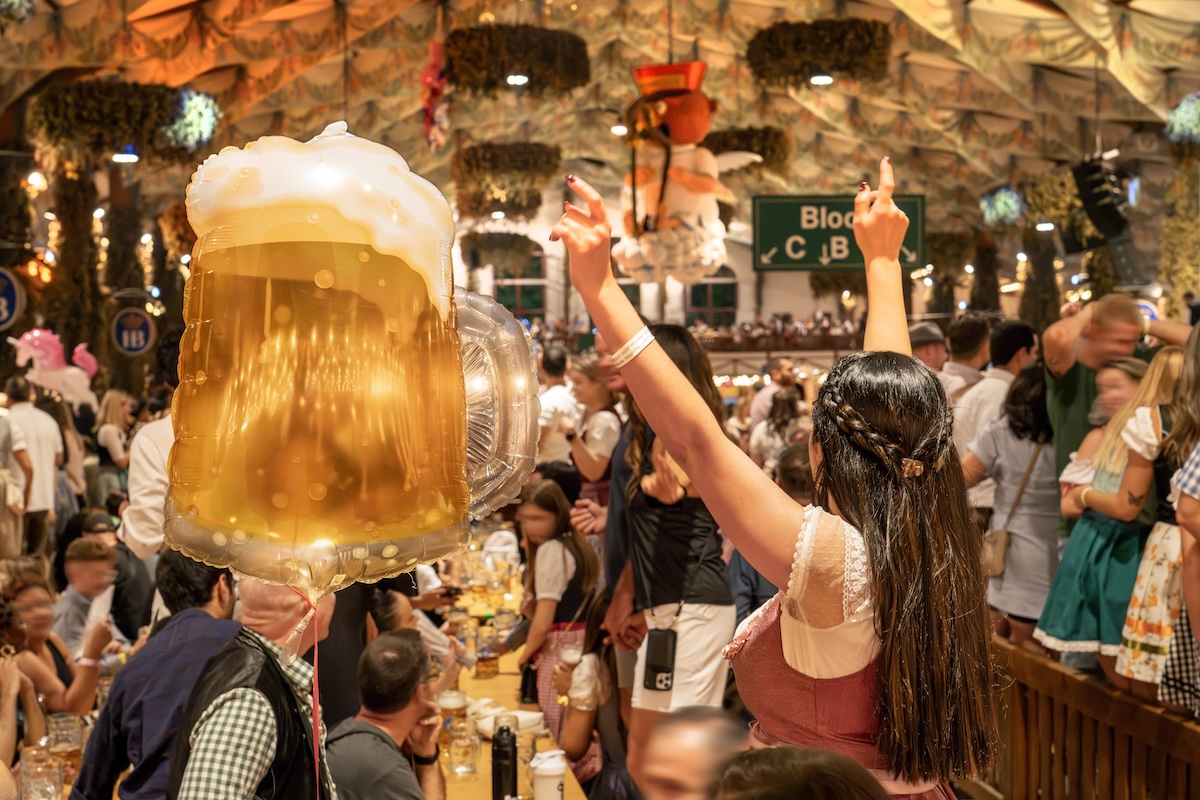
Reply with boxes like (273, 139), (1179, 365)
(642, 628), (677, 691)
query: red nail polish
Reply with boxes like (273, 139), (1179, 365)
(566, 174), (576, 183)
(564, 201), (570, 209)
(884, 156), (891, 164)
(860, 182), (868, 191)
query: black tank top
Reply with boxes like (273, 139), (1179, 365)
(1154, 405), (1177, 526)
(48, 639), (73, 687)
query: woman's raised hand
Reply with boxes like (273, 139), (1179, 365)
(551, 176), (615, 301)
(853, 158), (909, 266)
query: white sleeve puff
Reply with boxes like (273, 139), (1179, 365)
(1120, 407), (1161, 461)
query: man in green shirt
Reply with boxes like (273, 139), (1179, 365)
(1043, 293), (1193, 535)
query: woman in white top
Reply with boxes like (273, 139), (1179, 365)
(551, 163), (996, 795)
(92, 390), (134, 504)
(515, 480), (601, 779)
(564, 353), (622, 506)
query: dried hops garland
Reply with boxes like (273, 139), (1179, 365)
(460, 231), (538, 277)
(701, 127), (791, 174)
(29, 80), (219, 175)
(445, 24), (590, 97)
(451, 142), (561, 220)
(746, 19), (891, 88)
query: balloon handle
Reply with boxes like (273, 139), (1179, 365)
(281, 606), (316, 666)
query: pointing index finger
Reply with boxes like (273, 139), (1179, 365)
(567, 174), (606, 221)
(877, 157), (895, 203)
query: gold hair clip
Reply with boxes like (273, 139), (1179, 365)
(900, 458), (925, 479)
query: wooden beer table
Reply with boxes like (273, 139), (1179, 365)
(446, 651), (587, 800)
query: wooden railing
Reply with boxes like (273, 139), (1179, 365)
(955, 637), (1200, 800)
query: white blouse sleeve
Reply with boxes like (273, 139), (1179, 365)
(1121, 407), (1162, 461)
(1059, 452), (1095, 485)
(534, 539), (576, 601)
(567, 653), (611, 710)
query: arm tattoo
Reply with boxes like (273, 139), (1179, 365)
(1127, 491), (1146, 509)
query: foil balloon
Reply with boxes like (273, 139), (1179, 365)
(164, 122), (539, 616)
(7, 329), (99, 412)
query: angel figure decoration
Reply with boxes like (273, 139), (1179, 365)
(611, 62), (760, 285)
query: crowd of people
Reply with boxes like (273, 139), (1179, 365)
(0, 160), (1192, 800)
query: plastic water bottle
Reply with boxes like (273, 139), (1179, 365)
(531, 749), (567, 800)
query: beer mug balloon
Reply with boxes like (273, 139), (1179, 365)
(164, 122), (539, 651)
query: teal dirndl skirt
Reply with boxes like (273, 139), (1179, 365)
(1033, 509), (1151, 656)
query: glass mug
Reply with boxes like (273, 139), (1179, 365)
(164, 123), (539, 593)
(47, 712), (83, 784)
(447, 718), (480, 776)
(436, 689), (469, 747)
(19, 746), (63, 800)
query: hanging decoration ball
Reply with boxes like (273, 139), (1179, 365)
(745, 19), (892, 89)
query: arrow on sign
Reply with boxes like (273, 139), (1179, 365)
(760, 247), (778, 266)
(818, 244), (831, 266)
(901, 246), (917, 264)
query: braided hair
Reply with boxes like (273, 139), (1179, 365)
(811, 351), (997, 784)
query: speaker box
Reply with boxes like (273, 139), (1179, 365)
(1072, 161), (1128, 238)
(1105, 229), (1148, 287)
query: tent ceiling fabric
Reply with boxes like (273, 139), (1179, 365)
(3, 0), (1200, 229)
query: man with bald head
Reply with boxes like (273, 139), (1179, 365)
(167, 580), (337, 800)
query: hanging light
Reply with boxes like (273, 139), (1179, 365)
(1036, 221), (1055, 232)
(491, 210), (506, 220)
(964, 264), (974, 274)
(140, 233), (153, 244)
(506, 74), (530, 87)
(93, 208), (106, 220)
(810, 75), (834, 86)
(181, 254), (191, 265)
(611, 124), (629, 136)
(112, 145), (139, 164)
(26, 171), (47, 192)
(1016, 252), (1028, 261)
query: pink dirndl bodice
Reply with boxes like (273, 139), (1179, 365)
(725, 595), (957, 800)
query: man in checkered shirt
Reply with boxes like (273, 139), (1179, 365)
(167, 580), (338, 800)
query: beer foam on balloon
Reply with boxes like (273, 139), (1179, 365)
(185, 121), (454, 316)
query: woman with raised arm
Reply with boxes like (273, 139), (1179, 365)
(551, 160), (997, 798)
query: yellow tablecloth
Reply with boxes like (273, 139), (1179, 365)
(446, 652), (587, 800)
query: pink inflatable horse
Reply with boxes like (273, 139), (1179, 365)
(7, 329), (99, 412)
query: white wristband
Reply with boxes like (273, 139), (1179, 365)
(610, 326), (655, 369)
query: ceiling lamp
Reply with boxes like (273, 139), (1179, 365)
(112, 145), (139, 164)
(810, 75), (834, 86)
(505, 74), (529, 87)
(1036, 221), (1055, 232)
(491, 210), (506, 220)
(445, 25), (589, 97)
(610, 124), (629, 136)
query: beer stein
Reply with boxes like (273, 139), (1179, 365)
(164, 122), (539, 604)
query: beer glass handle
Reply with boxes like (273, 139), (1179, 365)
(455, 288), (540, 519)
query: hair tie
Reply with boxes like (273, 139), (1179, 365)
(900, 458), (925, 479)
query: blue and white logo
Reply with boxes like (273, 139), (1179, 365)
(111, 307), (156, 357)
(0, 268), (26, 332)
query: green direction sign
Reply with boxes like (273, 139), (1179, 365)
(753, 195), (925, 272)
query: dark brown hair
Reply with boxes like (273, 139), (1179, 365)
(358, 629), (428, 714)
(521, 480), (599, 599)
(65, 538), (116, 563)
(812, 350), (997, 783)
(1164, 324), (1200, 467)
(711, 747), (890, 800)
(626, 324), (724, 497)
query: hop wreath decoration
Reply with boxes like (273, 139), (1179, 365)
(746, 19), (891, 88)
(29, 80), (220, 175)
(451, 143), (561, 221)
(445, 24), (590, 97)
